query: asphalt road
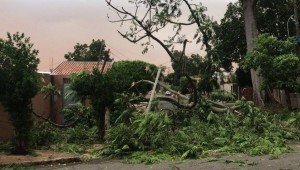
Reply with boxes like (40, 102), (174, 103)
(39, 144), (300, 170)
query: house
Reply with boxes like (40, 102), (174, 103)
(0, 61), (112, 141)
(47, 61), (113, 124)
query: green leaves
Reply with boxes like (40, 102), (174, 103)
(241, 34), (300, 91)
(0, 32), (40, 153)
(64, 39), (112, 62)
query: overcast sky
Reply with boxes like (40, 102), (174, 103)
(0, 0), (235, 72)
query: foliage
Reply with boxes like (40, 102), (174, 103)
(69, 60), (158, 141)
(170, 51), (204, 85)
(111, 92), (141, 125)
(70, 69), (109, 141)
(31, 121), (98, 152)
(241, 34), (300, 92)
(41, 83), (61, 99)
(31, 103), (97, 150)
(286, 112), (300, 131)
(211, 90), (236, 102)
(198, 74), (219, 94)
(101, 99), (293, 164)
(106, 0), (214, 59)
(212, 0), (296, 71)
(125, 152), (173, 164)
(41, 82), (61, 120)
(62, 103), (95, 127)
(179, 77), (190, 94)
(0, 141), (13, 153)
(212, 1), (246, 71)
(235, 68), (252, 87)
(169, 50), (219, 94)
(0, 32), (40, 154)
(106, 0), (216, 102)
(64, 39), (112, 62)
(103, 112), (172, 154)
(32, 104), (98, 155)
(106, 60), (158, 94)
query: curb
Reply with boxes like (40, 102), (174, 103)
(0, 156), (81, 168)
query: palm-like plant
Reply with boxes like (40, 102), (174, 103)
(41, 82), (61, 120)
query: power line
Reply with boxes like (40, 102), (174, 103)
(105, 43), (131, 60)
(110, 51), (123, 60)
(159, 60), (172, 66)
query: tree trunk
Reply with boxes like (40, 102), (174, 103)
(242, 0), (264, 107)
(98, 106), (106, 142)
(293, 0), (300, 55)
(284, 86), (292, 110)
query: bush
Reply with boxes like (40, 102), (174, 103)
(211, 90), (236, 102)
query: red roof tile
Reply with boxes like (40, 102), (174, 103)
(51, 61), (112, 75)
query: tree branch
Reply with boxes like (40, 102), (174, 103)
(166, 19), (196, 25)
(32, 111), (79, 128)
(118, 31), (148, 43)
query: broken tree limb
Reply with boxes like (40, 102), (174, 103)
(32, 111), (79, 128)
(132, 80), (189, 100)
(207, 100), (241, 113)
(146, 68), (161, 113)
(131, 78), (242, 112)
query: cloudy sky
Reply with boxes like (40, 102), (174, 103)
(0, 0), (234, 72)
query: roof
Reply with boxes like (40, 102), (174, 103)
(51, 61), (112, 75)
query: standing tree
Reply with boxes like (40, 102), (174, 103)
(64, 39), (113, 62)
(241, 34), (300, 109)
(213, 0), (295, 71)
(70, 60), (158, 141)
(170, 51), (205, 84)
(212, 2), (247, 71)
(241, 0), (265, 106)
(105, 0), (220, 104)
(213, 0), (297, 106)
(0, 33), (40, 154)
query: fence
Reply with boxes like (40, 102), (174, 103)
(273, 89), (300, 109)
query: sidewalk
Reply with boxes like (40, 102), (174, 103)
(0, 150), (81, 167)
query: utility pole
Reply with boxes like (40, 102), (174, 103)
(101, 49), (110, 74)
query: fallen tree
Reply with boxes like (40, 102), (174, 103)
(130, 79), (241, 114)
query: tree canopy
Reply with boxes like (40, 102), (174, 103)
(213, 0), (296, 71)
(69, 60), (158, 141)
(0, 32), (40, 154)
(241, 34), (300, 108)
(64, 39), (113, 62)
(241, 34), (300, 92)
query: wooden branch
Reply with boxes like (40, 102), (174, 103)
(118, 31), (148, 43)
(108, 18), (132, 23)
(166, 19), (196, 26)
(182, 0), (211, 51)
(132, 80), (189, 100)
(131, 80), (241, 112)
(32, 111), (79, 128)
(105, 0), (128, 15)
(142, 6), (151, 23)
(207, 100), (241, 113)
(132, 78), (197, 109)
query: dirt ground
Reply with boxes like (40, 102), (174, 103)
(37, 144), (300, 170)
(0, 150), (80, 167)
